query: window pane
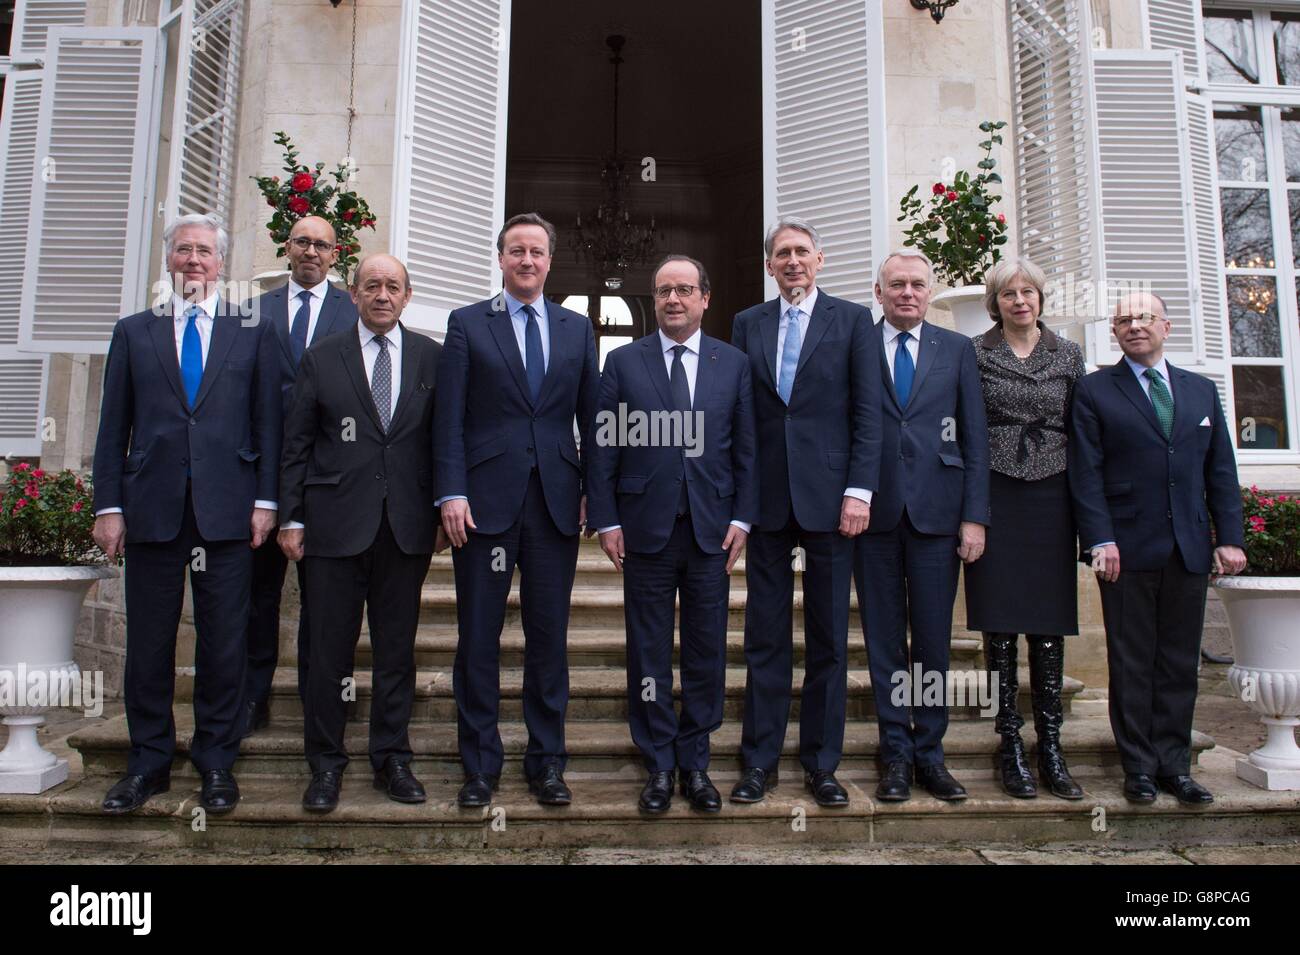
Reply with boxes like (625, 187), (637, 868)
(1221, 187), (1275, 267)
(1291, 191), (1300, 265)
(599, 296), (634, 326)
(560, 295), (589, 315)
(1227, 276), (1282, 356)
(1205, 9), (1260, 84)
(1218, 106), (1267, 182)
(1274, 12), (1300, 85)
(1234, 365), (1290, 449)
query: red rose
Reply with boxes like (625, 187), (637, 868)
(267, 197), (278, 207)
(288, 196), (310, 215)
(32, 469), (44, 478)
(291, 172), (315, 193)
(24, 482), (38, 497)
(997, 214), (1006, 224)
(1249, 516), (1266, 533)
(1261, 497), (1275, 507)
(978, 234), (987, 243)
(1279, 495), (1290, 502)
(13, 462), (29, 472)
(335, 244), (344, 253)
(363, 218), (376, 228)
(72, 501), (83, 513)
(342, 210), (356, 221)
(13, 498), (26, 510)
(932, 183), (945, 195)
(946, 191), (958, 202)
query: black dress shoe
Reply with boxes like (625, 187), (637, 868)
(528, 764), (572, 806)
(101, 773), (170, 815)
(730, 767), (777, 803)
(875, 761), (913, 802)
(1157, 774), (1214, 805)
(303, 771), (342, 813)
(374, 756), (427, 804)
(680, 770), (722, 813)
(916, 763), (968, 801)
(1123, 773), (1158, 804)
(199, 769), (240, 814)
(457, 773), (499, 808)
(240, 699), (270, 739)
(638, 771), (674, 814)
(805, 770), (849, 807)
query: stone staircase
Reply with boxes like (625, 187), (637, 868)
(5, 539), (1299, 852)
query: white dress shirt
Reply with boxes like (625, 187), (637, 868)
(286, 278), (332, 345)
(881, 318), (922, 381)
(1124, 354), (1175, 407)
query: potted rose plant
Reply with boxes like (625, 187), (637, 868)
(0, 464), (112, 794)
(1212, 486), (1300, 790)
(898, 119), (1010, 336)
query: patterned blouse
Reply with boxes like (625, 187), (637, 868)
(974, 322), (1086, 481)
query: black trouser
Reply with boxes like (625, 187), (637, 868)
(302, 506), (431, 774)
(244, 535), (312, 709)
(1099, 548), (1208, 776)
(123, 489), (250, 777)
(623, 512), (729, 773)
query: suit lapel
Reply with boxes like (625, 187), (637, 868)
(1168, 362), (1195, 440)
(908, 321), (941, 404)
(342, 332), (385, 433)
(696, 338), (720, 409)
(387, 324), (422, 429)
(1109, 361), (1166, 441)
(191, 302), (238, 412)
(312, 285), (348, 345)
(878, 329), (902, 412)
(793, 293), (832, 381)
(640, 335), (674, 409)
(265, 287), (296, 367)
(148, 307), (190, 410)
(758, 300), (780, 389)
(487, 303), (532, 405)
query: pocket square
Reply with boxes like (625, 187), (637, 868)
(1199, 416), (1211, 427)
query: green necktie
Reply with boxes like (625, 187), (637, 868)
(1145, 367), (1173, 440)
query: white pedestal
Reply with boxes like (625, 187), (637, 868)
(0, 715), (68, 794)
(1236, 757), (1300, 791)
(0, 757), (69, 794)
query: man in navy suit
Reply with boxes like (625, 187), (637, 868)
(1070, 291), (1245, 805)
(92, 213), (281, 815)
(434, 213), (599, 808)
(242, 215), (357, 736)
(587, 255), (758, 814)
(855, 249), (989, 804)
(730, 216), (883, 808)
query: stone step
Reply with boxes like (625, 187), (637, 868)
(177, 664), (1079, 722)
(70, 709), (1180, 780)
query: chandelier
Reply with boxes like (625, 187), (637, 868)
(570, 34), (658, 291)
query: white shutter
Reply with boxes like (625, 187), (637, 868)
(163, 0), (245, 225)
(1007, 0), (1104, 338)
(1140, 0), (1206, 88)
(10, 0), (87, 57)
(1090, 50), (1197, 363)
(762, 0), (887, 304)
(391, 0), (510, 337)
(18, 27), (158, 353)
(0, 357), (47, 455)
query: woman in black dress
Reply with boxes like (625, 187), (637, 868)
(964, 257), (1086, 800)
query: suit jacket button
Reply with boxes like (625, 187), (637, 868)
(180, 457), (187, 465)
(901, 420), (909, 428)
(376, 473), (383, 480)
(1169, 480), (1175, 487)
(190, 418), (197, 425)
(1168, 446), (1174, 453)
(1167, 510), (1172, 518)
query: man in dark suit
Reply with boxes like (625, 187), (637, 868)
(855, 249), (990, 804)
(1070, 291), (1245, 806)
(92, 213), (281, 815)
(434, 213), (599, 808)
(278, 253), (440, 813)
(242, 215), (357, 737)
(587, 255), (758, 813)
(730, 216), (882, 808)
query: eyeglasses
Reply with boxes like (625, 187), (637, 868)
(172, 244), (217, 260)
(1113, 313), (1163, 330)
(289, 237), (335, 254)
(653, 284), (699, 300)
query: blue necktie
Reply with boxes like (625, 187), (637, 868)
(670, 344), (691, 515)
(290, 289), (312, 359)
(523, 304), (545, 403)
(777, 307), (801, 404)
(181, 305), (203, 407)
(894, 331), (915, 406)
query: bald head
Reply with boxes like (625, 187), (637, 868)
(286, 215), (339, 287)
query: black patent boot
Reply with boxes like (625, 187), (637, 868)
(1028, 636), (1084, 800)
(985, 633), (1036, 798)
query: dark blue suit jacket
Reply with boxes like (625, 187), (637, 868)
(250, 282), (357, 405)
(1068, 360), (1244, 574)
(433, 296), (599, 536)
(867, 320), (990, 536)
(92, 301), (281, 543)
(586, 333), (758, 554)
(731, 291), (882, 532)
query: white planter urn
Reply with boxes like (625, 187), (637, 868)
(1212, 575), (1300, 790)
(0, 565), (116, 794)
(930, 285), (990, 338)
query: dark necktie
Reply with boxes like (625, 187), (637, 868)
(523, 304), (545, 402)
(180, 305), (203, 407)
(290, 289), (312, 358)
(372, 335), (392, 432)
(894, 330), (915, 406)
(670, 344), (691, 515)
(1145, 367), (1174, 440)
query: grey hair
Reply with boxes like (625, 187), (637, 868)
(163, 213), (228, 261)
(983, 257), (1047, 323)
(875, 249), (934, 288)
(763, 216), (822, 258)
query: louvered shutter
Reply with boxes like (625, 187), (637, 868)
(1140, 0), (1205, 88)
(1090, 50), (1197, 363)
(763, 0), (887, 304)
(9, 0), (87, 57)
(391, 0), (510, 336)
(164, 0), (245, 225)
(18, 27), (158, 353)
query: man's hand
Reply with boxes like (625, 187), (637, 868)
(278, 527), (305, 562)
(435, 526), (451, 554)
(957, 521), (986, 564)
(1213, 544), (1247, 576)
(722, 525), (748, 573)
(579, 495), (590, 536)
(599, 528), (625, 572)
(441, 498), (476, 548)
(838, 496), (870, 537)
(93, 514), (126, 561)
(250, 507), (276, 548)
(1092, 543), (1120, 583)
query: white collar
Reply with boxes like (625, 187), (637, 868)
(502, 289), (546, 318)
(358, 319), (402, 349)
(173, 292), (220, 321)
(659, 327), (702, 356)
(288, 277), (331, 302)
(882, 319), (922, 343)
(778, 286), (818, 318)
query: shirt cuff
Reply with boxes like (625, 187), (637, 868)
(729, 520), (752, 533)
(435, 495), (468, 507)
(843, 487), (873, 504)
(281, 521), (304, 531)
(1090, 541), (1115, 550)
(254, 500), (277, 511)
(597, 525), (621, 534)
(94, 507), (123, 516)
